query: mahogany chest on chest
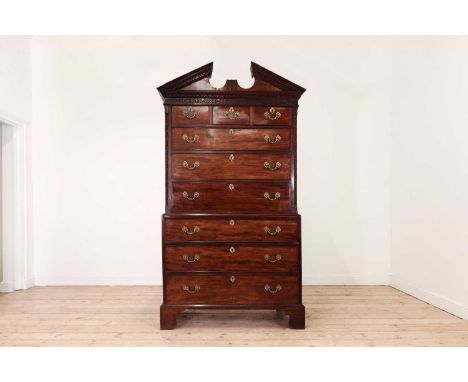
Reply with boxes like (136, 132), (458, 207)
(158, 62), (305, 329)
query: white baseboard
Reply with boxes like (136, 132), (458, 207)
(0, 281), (13, 292)
(303, 274), (388, 285)
(25, 278), (35, 289)
(34, 275), (388, 287)
(34, 276), (162, 286)
(390, 275), (468, 320)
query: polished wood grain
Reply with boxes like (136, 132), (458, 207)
(213, 106), (250, 124)
(171, 106), (209, 125)
(171, 153), (291, 180)
(171, 127), (291, 151)
(164, 245), (299, 272)
(1, 286), (467, 346)
(164, 217), (299, 243)
(253, 107), (291, 125)
(170, 181), (291, 213)
(165, 273), (299, 305)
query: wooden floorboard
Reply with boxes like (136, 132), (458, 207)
(1, 285), (467, 346)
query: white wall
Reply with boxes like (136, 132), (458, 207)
(30, 36), (392, 285)
(391, 37), (468, 319)
(0, 37), (32, 286)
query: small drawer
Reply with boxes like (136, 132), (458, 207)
(164, 217), (300, 243)
(170, 181), (292, 214)
(171, 127), (291, 151)
(171, 153), (290, 180)
(172, 106), (209, 125)
(213, 106), (250, 124)
(253, 107), (291, 125)
(164, 245), (299, 272)
(165, 273), (300, 304)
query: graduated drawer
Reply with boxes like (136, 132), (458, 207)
(164, 217), (299, 242)
(213, 106), (250, 124)
(165, 273), (299, 304)
(172, 106), (210, 125)
(253, 107), (291, 125)
(172, 127), (290, 150)
(170, 181), (291, 213)
(164, 245), (299, 272)
(172, 153), (290, 180)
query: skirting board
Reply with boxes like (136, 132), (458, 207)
(34, 276), (162, 286)
(302, 274), (389, 285)
(34, 275), (388, 287)
(391, 275), (468, 320)
(0, 282), (13, 293)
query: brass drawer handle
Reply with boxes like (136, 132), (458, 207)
(182, 254), (200, 263)
(182, 191), (200, 200)
(182, 160), (200, 170)
(181, 225), (200, 235)
(224, 107), (240, 120)
(182, 133), (199, 143)
(182, 106), (199, 119)
(264, 192), (280, 201)
(264, 107), (282, 121)
(264, 161), (282, 171)
(264, 226), (281, 236)
(264, 284), (282, 293)
(264, 254), (282, 263)
(264, 134), (282, 144)
(182, 285), (201, 293)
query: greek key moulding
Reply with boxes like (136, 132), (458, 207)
(157, 62), (306, 329)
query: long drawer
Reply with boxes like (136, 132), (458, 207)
(172, 128), (290, 151)
(164, 245), (299, 272)
(172, 153), (290, 180)
(164, 217), (300, 243)
(165, 273), (300, 304)
(170, 181), (291, 213)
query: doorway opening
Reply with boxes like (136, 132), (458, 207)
(0, 114), (29, 292)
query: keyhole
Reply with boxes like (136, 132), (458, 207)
(230, 275), (236, 283)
